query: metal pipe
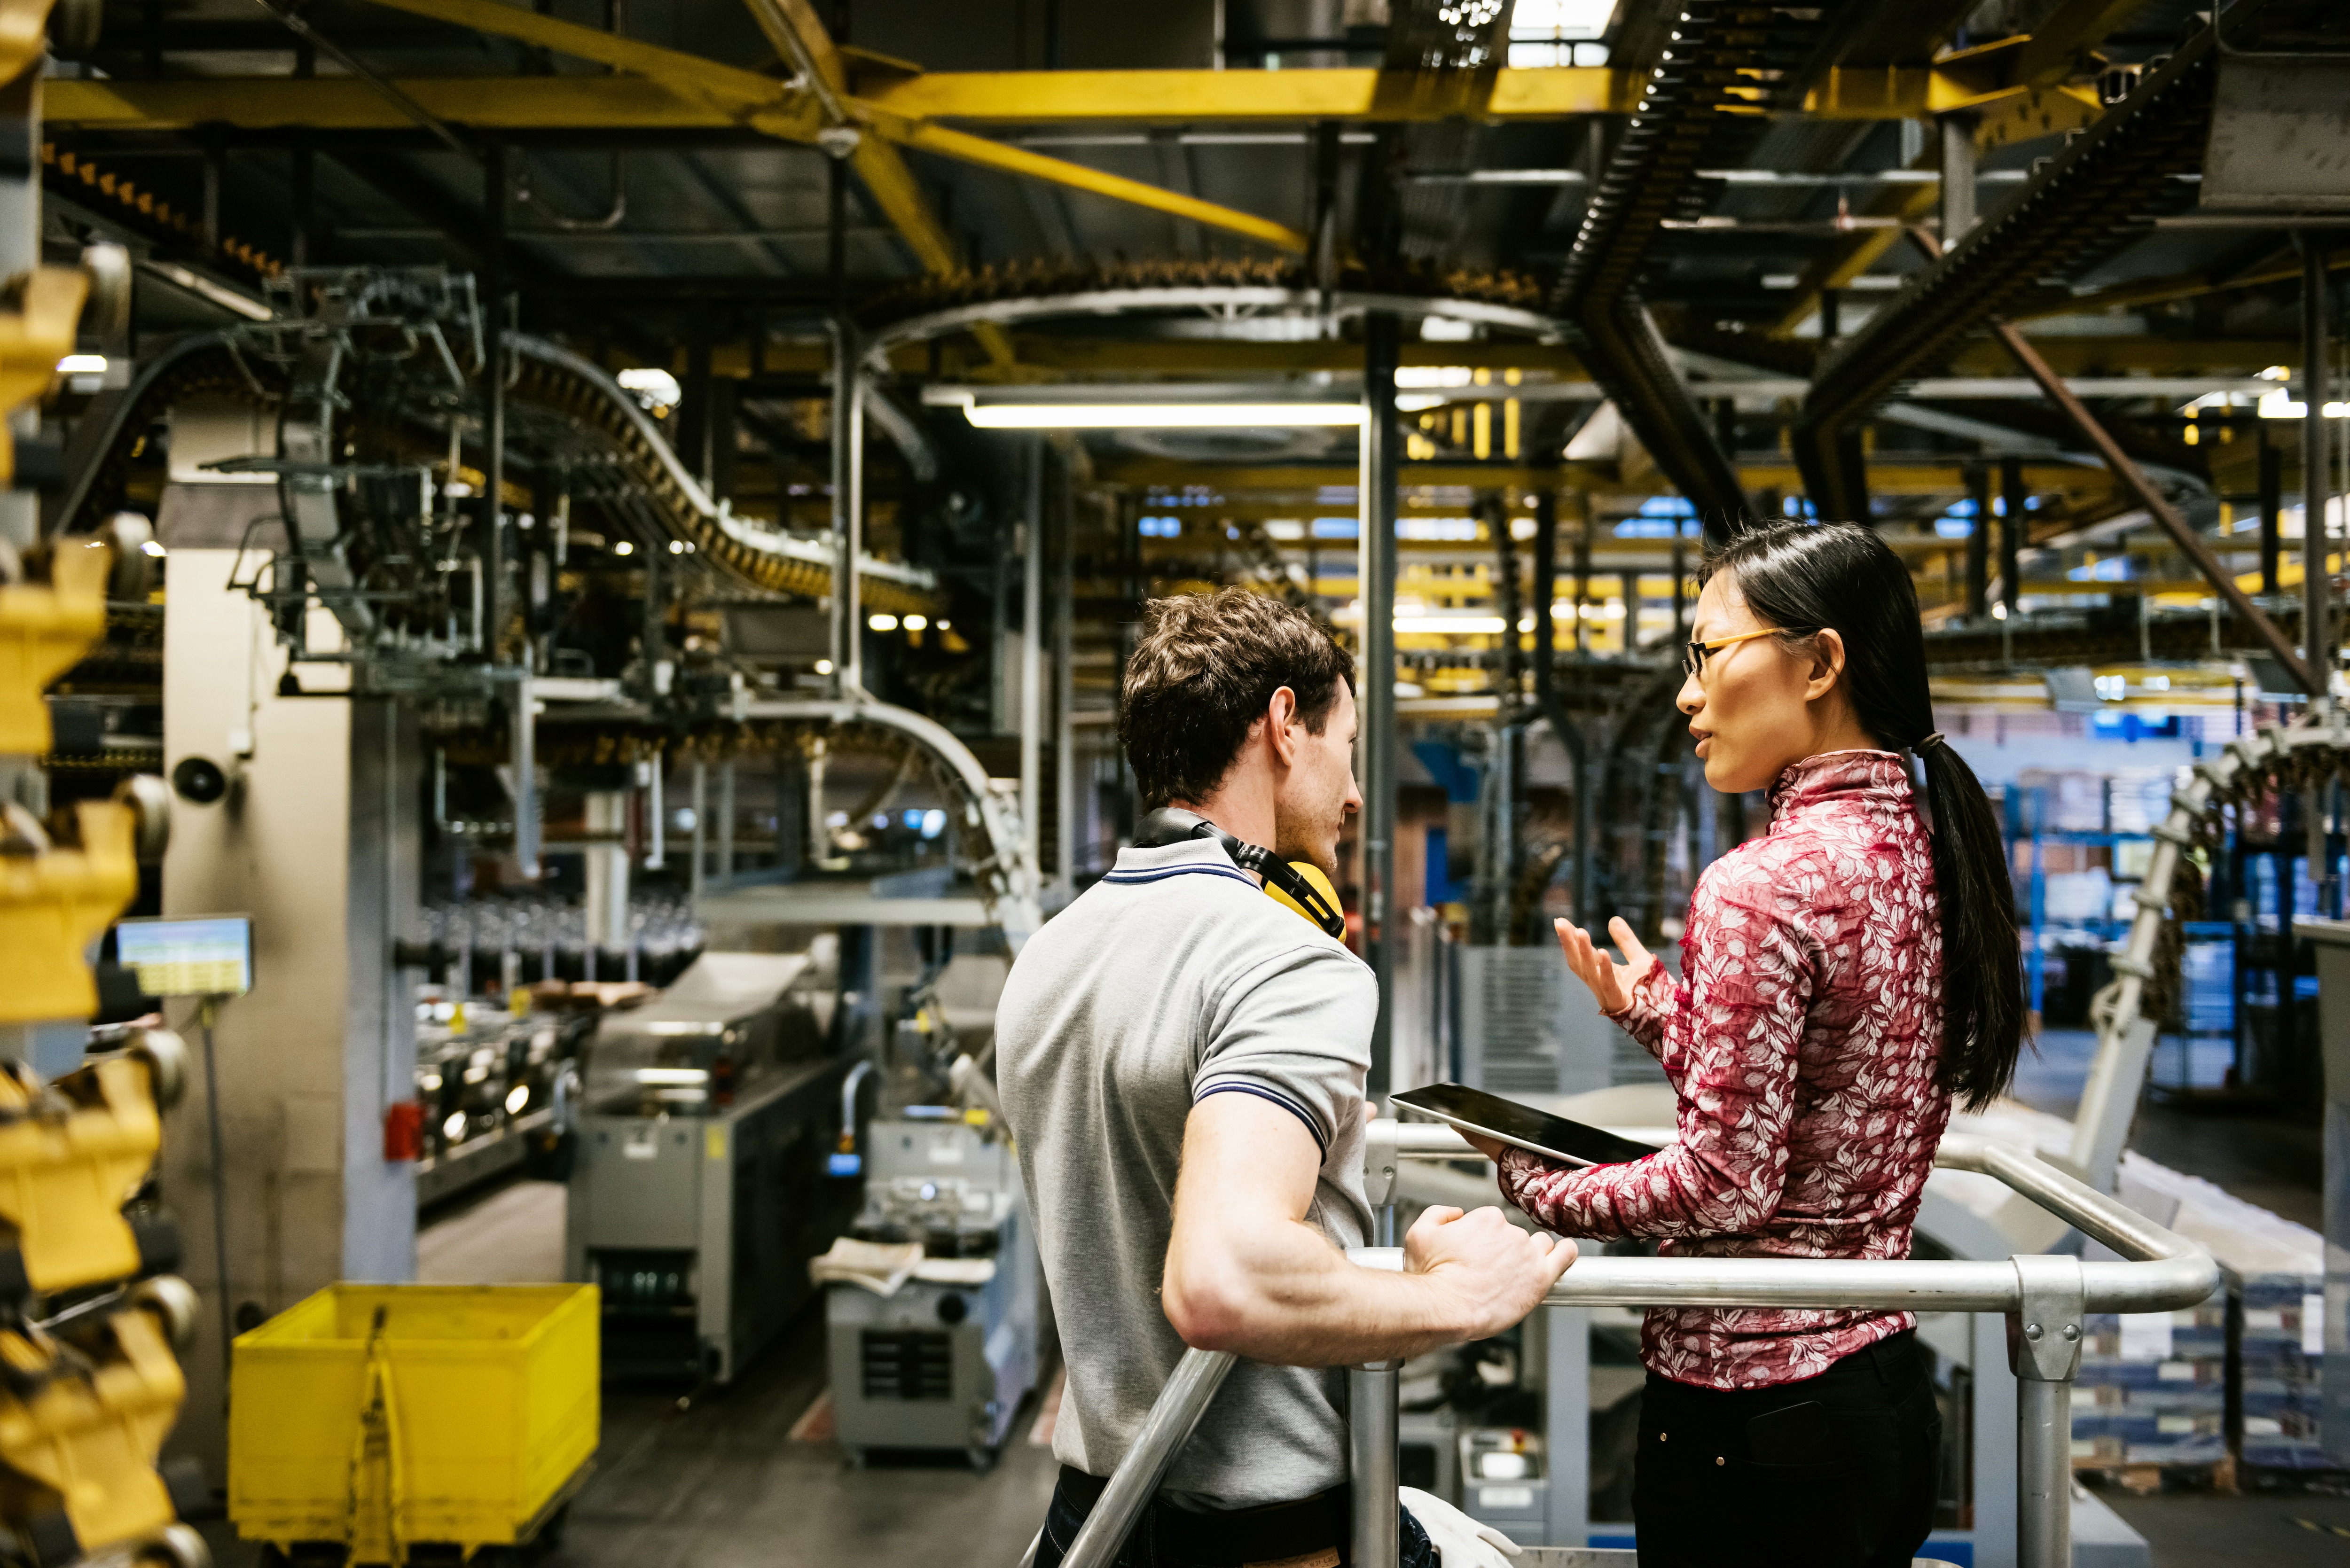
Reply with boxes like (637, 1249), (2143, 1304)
(2303, 234), (2334, 712)
(643, 754), (665, 871)
(689, 760), (706, 898)
(510, 673), (539, 877)
(1057, 1348), (1238, 1568)
(1021, 439), (1044, 882)
(1347, 1364), (1401, 1568)
(830, 316), (865, 692)
(2016, 1378), (2071, 1568)
(1360, 312), (1400, 1094)
(718, 759), (736, 882)
(1053, 454), (1076, 894)
(1938, 112), (1977, 242)
(484, 143), (508, 665)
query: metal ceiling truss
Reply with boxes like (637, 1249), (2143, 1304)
(1793, 24), (2221, 521)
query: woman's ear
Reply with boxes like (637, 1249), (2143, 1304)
(1803, 629), (1848, 703)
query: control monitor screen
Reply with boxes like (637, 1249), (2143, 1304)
(1391, 1082), (1658, 1169)
(115, 916), (254, 998)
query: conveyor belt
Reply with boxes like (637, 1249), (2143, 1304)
(1794, 25), (2219, 519)
(1553, 2), (1864, 537)
(55, 330), (935, 612)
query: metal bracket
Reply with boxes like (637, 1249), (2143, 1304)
(2009, 1253), (2087, 1383)
(1363, 1119), (1402, 1210)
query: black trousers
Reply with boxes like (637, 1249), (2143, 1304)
(1631, 1330), (1941, 1568)
(1033, 1466), (1435, 1568)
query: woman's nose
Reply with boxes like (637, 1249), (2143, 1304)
(1676, 671), (1704, 715)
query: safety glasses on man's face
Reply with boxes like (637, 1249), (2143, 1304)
(1681, 625), (1812, 679)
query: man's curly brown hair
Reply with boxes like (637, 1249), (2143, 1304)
(1119, 588), (1354, 810)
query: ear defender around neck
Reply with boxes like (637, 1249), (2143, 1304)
(1132, 808), (1349, 941)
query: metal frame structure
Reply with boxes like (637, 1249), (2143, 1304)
(1057, 1122), (2219, 1568)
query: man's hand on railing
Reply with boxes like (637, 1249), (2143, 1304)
(1403, 1205), (1577, 1342)
(1399, 1487), (1521, 1568)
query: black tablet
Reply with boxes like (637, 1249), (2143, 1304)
(1391, 1083), (1660, 1168)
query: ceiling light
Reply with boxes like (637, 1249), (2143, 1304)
(869, 613), (899, 631)
(962, 402), (1363, 429)
(815, 659), (834, 675)
(616, 367), (682, 411)
(56, 354), (105, 374)
(903, 613), (928, 631)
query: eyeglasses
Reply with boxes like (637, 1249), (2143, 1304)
(1681, 625), (1811, 679)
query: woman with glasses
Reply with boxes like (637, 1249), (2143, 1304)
(1463, 519), (2024, 1568)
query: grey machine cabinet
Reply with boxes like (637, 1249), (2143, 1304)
(826, 1117), (1041, 1466)
(565, 952), (852, 1381)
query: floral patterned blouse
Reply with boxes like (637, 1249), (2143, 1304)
(1496, 750), (1952, 1390)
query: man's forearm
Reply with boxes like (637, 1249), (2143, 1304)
(1163, 1216), (1488, 1366)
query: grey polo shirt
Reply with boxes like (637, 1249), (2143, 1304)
(996, 837), (1378, 1511)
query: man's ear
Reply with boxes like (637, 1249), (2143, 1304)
(1264, 685), (1301, 766)
(1803, 629), (1847, 703)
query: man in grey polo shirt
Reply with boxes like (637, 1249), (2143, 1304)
(1000, 589), (1574, 1568)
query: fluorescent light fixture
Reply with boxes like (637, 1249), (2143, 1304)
(2258, 390), (2350, 419)
(56, 354), (106, 374)
(903, 613), (928, 631)
(634, 1067), (710, 1084)
(869, 613), (899, 631)
(962, 402), (1363, 429)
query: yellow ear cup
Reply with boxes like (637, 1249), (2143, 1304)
(1266, 860), (1343, 931)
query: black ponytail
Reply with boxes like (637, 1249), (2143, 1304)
(1706, 520), (2027, 1111)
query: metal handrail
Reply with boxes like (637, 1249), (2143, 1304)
(1055, 1125), (2218, 1568)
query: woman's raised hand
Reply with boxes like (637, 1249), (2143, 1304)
(1553, 915), (1654, 1016)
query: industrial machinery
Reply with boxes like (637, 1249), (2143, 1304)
(823, 1113), (1040, 1468)
(412, 998), (595, 1209)
(564, 950), (850, 1381)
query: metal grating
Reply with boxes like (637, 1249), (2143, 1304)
(861, 1329), (955, 1402)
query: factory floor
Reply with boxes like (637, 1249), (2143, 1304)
(225, 1050), (2329, 1568)
(407, 1178), (1061, 1568)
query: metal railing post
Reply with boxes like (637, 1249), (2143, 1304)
(1058, 1348), (1238, 1568)
(1348, 1362), (1401, 1568)
(2010, 1254), (2085, 1568)
(1049, 1127), (2217, 1568)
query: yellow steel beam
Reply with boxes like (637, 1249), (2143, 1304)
(737, 0), (1013, 368)
(1764, 85), (2101, 339)
(877, 116), (1310, 253)
(44, 74), (724, 131)
(48, 56), (2112, 136)
(863, 66), (1633, 122)
(360, 0), (818, 135)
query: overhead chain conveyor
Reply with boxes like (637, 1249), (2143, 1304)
(52, 287), (938, 616)
(1552, 1), (1867, 536)
(1794, 21), (2221, 521)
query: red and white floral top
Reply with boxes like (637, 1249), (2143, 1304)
(1497, 750), (1952, 1390)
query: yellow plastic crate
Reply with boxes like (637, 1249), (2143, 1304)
(228, 1285), (598, 1561)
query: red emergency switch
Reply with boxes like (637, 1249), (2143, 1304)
(384, 1100), (424, 1162)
